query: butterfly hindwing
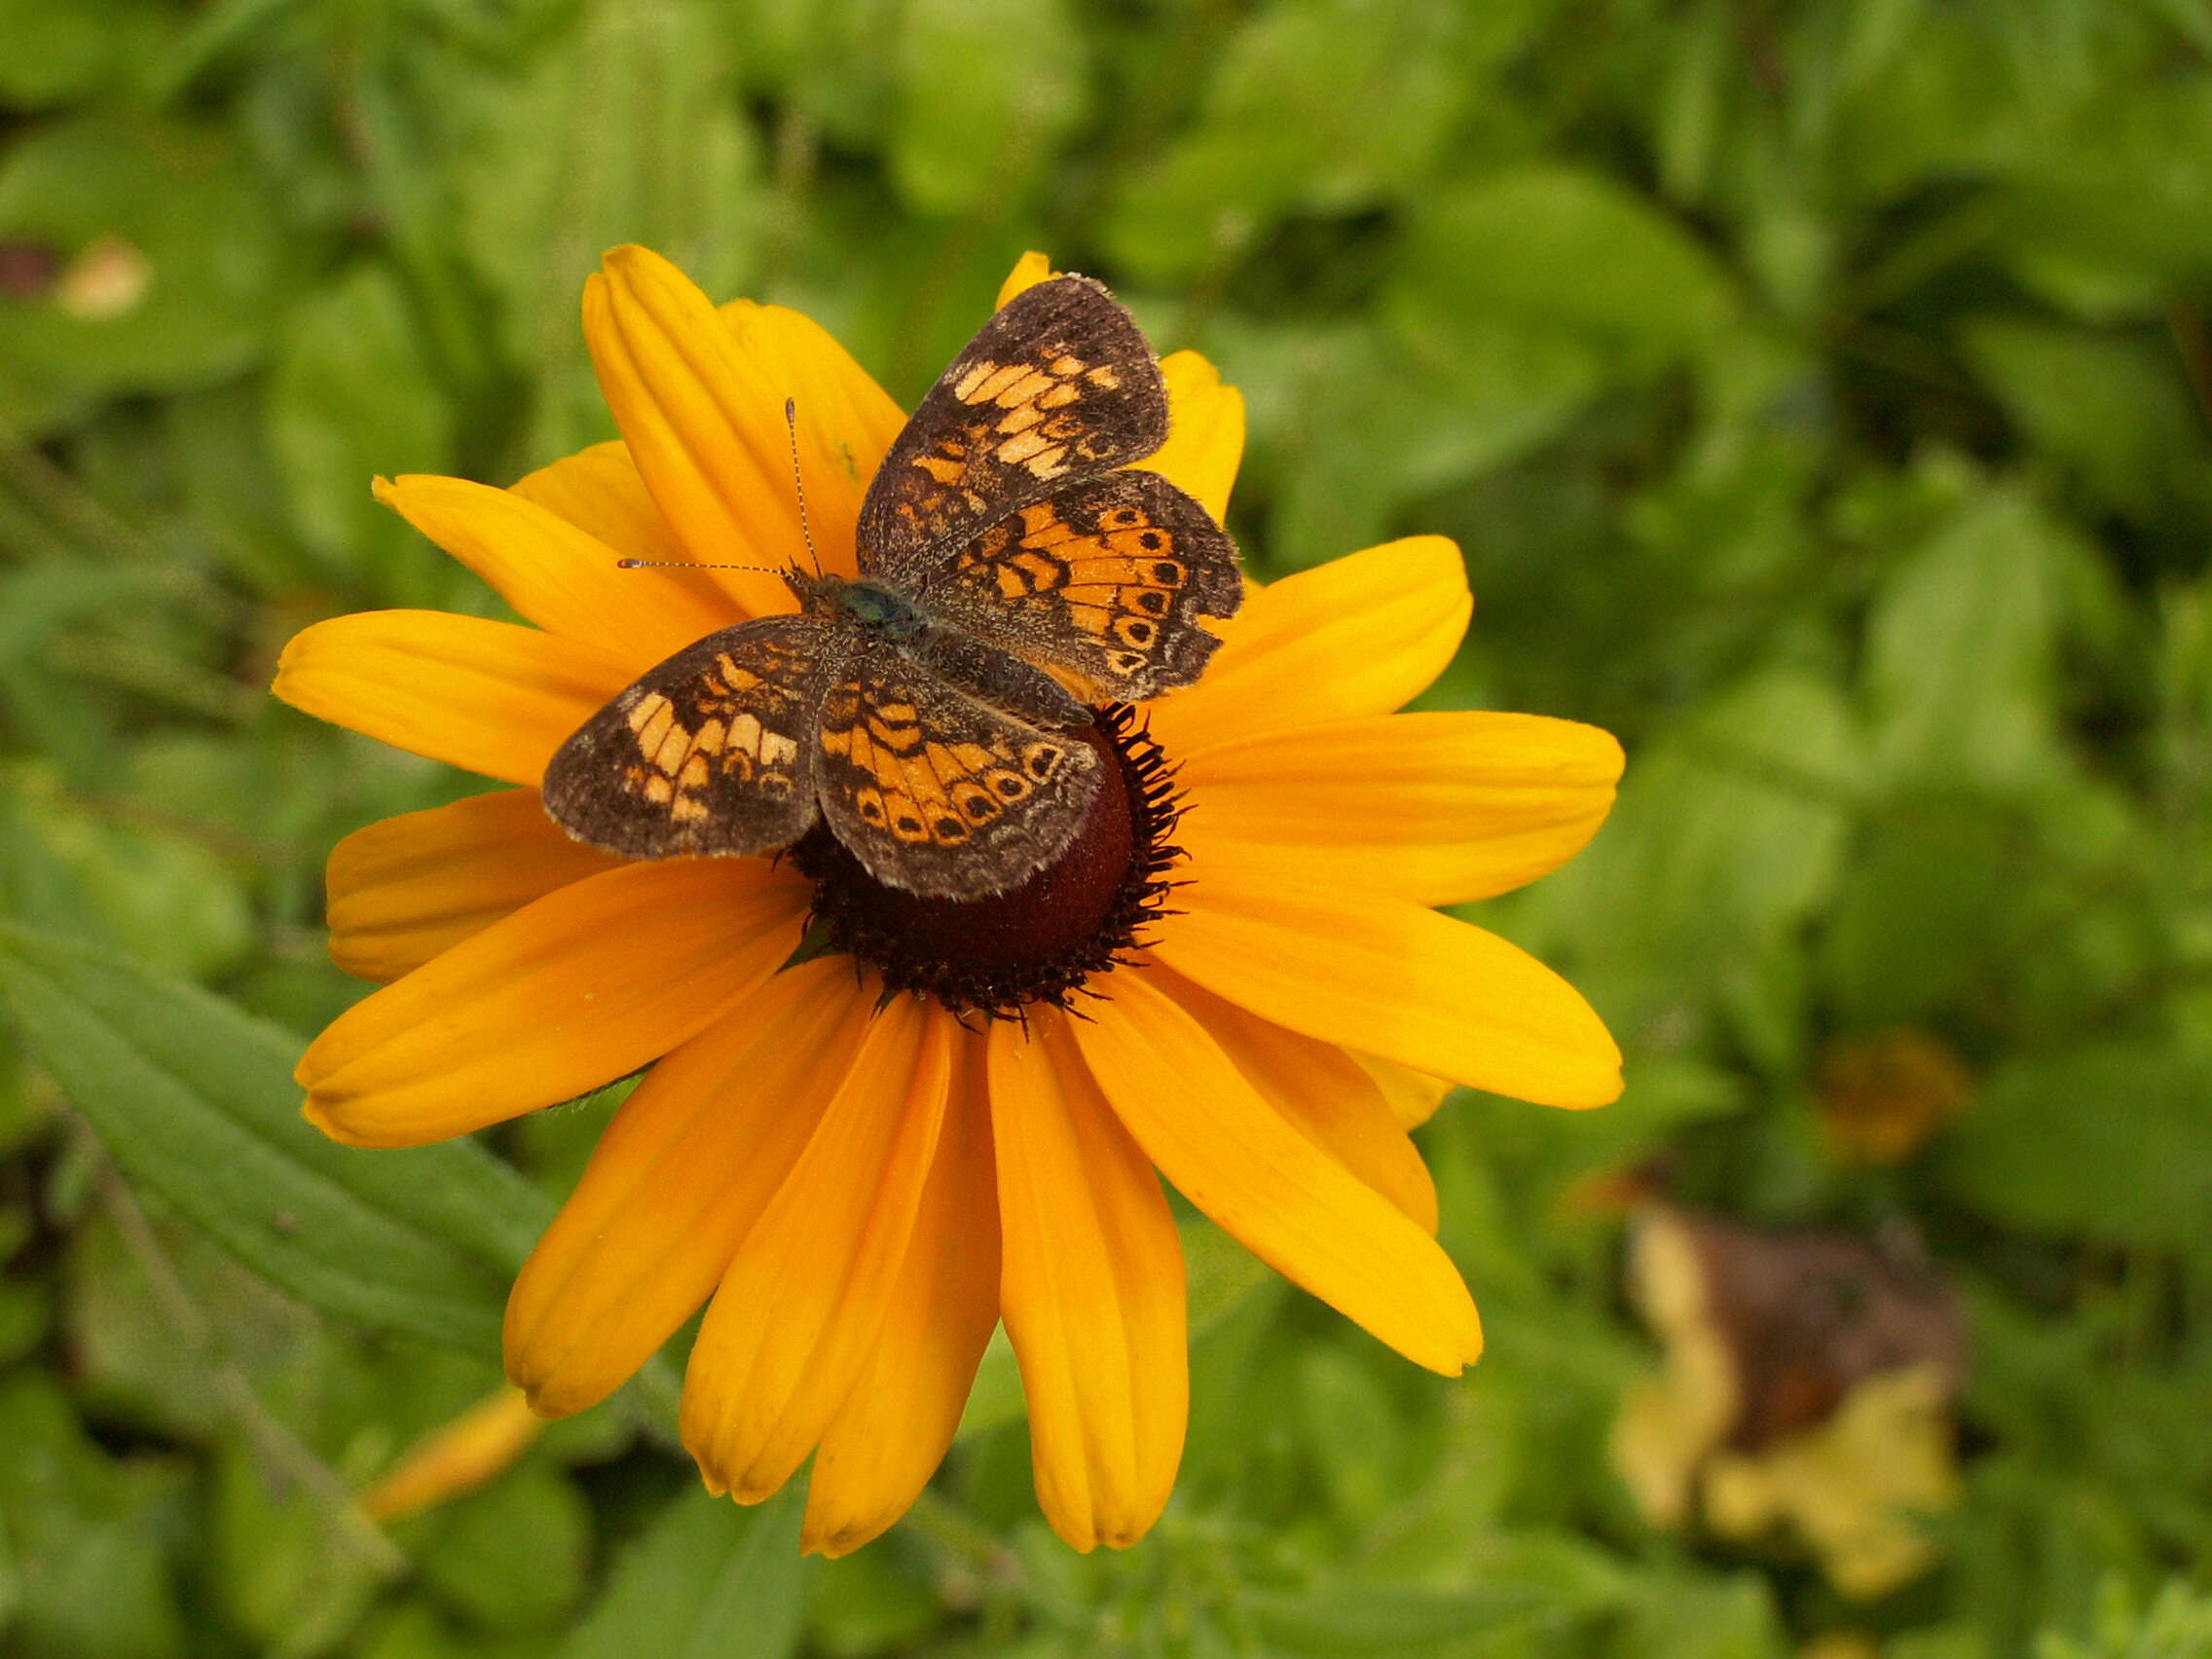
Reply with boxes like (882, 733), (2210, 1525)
(815, 636), (1102, 901)
(919, 467), (1241, 702)
(541, 614), (836, 860)
(858, 276), (1169, 572)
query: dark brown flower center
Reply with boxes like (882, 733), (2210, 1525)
(789, 705), (1184, 1015)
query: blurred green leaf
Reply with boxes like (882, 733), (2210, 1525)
(1960, 318), (2212, 521)
(1864, 490), (2075, 791)
(0, 1373), (190, 1659)
(1939, 1040), (2212, 1252)
(1390, 166), (1733, 380)
(453, 0), (764, 461)
(0, 116), (288, 432)
(1, 766), (253, 981)
(0, 924), (548, 1349)
(1612, 1570), (1786, 1659)
(266, 260), (456, 602)
(1524, 670), (1862, 1033)
(1242, 1580), (1562, 1657)
(1103, 0), (1505, 283)
(406, 1459), (592, 1632)
(891, 0), (1089, 219)
(0, 0), (170, 108)
(209, 1433), (387, 1652)
(558, 1485), (809, 1659)
(2037, 1576), (2212, 1659)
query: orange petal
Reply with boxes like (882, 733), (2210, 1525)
(326, 790), (623, 983)
(1178, 711), (1624, 906)
(1149, 966), (1437, 1233)
(988, 1012), (1186, 1551)
(1146, 537), (1470, 756)
(1073, 974), (1482, 1375)
(360, 1386), (546, 1523)
(504, 960), (874, 1418)
(299, 859), (811, 1148)
(274, 610), (634, 787)
(681, 1000), (954, 1502)
(802, 1028), (1001, 1558)
(374, 473), (731, 665)
(995, 251), (1056, 309)
(1150, 350), (1245, 525)
(1154, 866), (1622, 1110)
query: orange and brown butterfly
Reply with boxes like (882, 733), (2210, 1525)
(540, 275), (1242, 901)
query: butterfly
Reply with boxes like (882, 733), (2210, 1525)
(540, 275), (1242, 901)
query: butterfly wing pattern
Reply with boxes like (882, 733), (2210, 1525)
(814, 635), (1102, 902)
(858, 276), (1170, 570)
(542, 272), (1241, 901)
(921, 468), (1241, 702)
(540, 615), (832, 860)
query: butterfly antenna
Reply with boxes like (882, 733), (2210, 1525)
(615, 558), (782, 572)
(786, 396), (824, 578)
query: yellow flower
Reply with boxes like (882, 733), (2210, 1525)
(273, 245), (1625, 1556)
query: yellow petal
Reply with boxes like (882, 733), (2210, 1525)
(1149, 966), (1437, 1233)
(1358, 1054), (1456, 1130)
(510, 439), (688, 569)
(802, 1028), (1001, 1557)
(585, 246), (836, 616)
(299, 859), (811, 1148)
(1146, 537), (1470, 756)
(1074, 975), (1481, 1377)
(1154, 866), (1622, 1109)
(1150, 350), (1245, 525)
(326, 790), (623, 983)
(995, 251), (1056, 309)
(374, 473), (731, 665)
(273, 610), (634, 787)
(504, 961), (874, 1418)
(1178, 711), (1624, 906)
(719, 296), (904, 575)
(988, 1012), (1186, 1552)
(681, 1001), (954, 1502)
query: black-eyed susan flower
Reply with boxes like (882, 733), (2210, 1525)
(274, 246), (1625, 1556)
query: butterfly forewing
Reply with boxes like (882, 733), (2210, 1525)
(919, 469), (1241, 702)
(542, 614), (836, 860)
(815, 636), (1102, 901)
(858, 276), (1169, 573)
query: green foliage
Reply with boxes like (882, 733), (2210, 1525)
(2, 0), (2210, 1654)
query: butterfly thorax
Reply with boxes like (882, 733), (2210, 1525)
(786, 569), (925, 642)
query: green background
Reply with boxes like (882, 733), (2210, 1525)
(1, 0), (2209, 1653)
